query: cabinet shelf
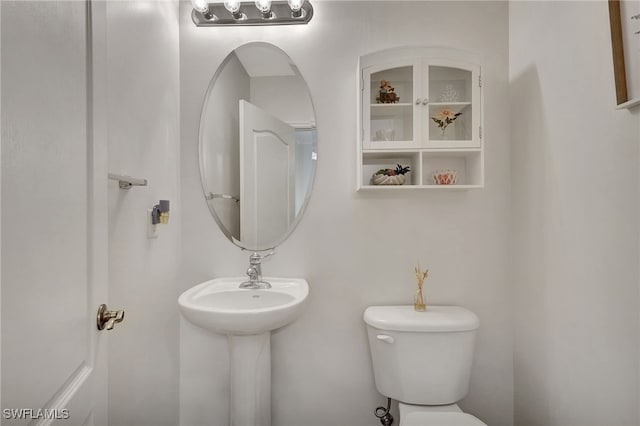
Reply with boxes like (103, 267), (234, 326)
(363, 150), (419, 158)
(359, 149), (483, 188)
(359, 184), (482, 190)
(428, 102), (471, 108)
(370, 103), (413, 118)
(364, 147), (480, 153)
(371, 103), (413, 107)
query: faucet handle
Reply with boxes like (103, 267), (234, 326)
(249, 251), (275, 264)
(246, 266), (258, 279)
(262, 251), (275, 260)
(249, 252), (262, 265)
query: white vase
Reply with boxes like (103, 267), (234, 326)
(371, 174), (406, 185)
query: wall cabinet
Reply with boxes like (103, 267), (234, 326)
(357, 48), (484, 190)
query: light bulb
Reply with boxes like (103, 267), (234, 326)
(191, 0), (208, 13)
(191, 0), (215, 19)
(255, 0), (272, 17)
(224, 0), (240, 14)
(224, 0), (244, 19)
(288, 0), (303, 12)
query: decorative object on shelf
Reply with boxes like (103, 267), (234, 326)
(439, 84), (459, 102)
(376, 80), (400, 104)
(190, 0), (313, 26)
(433, 170), (457, 185)
(372, 164), (411, 185)
(432, 108), (462, 137)
(413, 265), (428, 312)
(375, 128), (395, 141)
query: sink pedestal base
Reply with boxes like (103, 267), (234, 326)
(229, 333), (271, 426)
(178, 277), (309, 426)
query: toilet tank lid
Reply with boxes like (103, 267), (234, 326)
(364, 305), (479, 332)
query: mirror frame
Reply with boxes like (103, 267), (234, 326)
(197, 41), (318, 251)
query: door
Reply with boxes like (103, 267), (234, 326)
(1, 1), (108, 424)
(422, 59), (481, 148)
(239, 100), (295, 249)
(362, 59), (420, 150)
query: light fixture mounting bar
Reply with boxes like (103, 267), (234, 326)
(192, 1), (313, 26)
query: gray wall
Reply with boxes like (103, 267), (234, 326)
(510, 2), (640, 425)
(179, 2), (512, 425)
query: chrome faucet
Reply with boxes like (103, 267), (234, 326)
(240, 252), (274, 289)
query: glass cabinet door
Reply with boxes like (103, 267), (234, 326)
(363, 61), (420, 149)
(421, 61), (481, 148)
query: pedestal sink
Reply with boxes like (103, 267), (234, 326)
(179, 277), (309, 426)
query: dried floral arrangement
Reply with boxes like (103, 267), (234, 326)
(414, 265), (428, 312)
(432, 109), (462, 136)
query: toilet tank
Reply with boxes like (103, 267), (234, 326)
(364, 305), (479, 405)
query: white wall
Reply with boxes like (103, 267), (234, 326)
(180, 2), (512, 426)
(250, 75), (315, 125)
(106, 1), (181, 425)
(510, 2), (640, 425)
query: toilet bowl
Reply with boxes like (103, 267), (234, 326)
(364, 305), (486, 426)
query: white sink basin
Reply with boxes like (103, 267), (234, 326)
(179, 277), (309, 335)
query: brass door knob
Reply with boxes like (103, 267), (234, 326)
(97, 304), (125, 331)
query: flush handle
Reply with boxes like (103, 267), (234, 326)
(97, 304), (125, 331)
(376, 334), (394, 344)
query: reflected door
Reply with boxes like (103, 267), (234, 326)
(239, 100), (295, 249)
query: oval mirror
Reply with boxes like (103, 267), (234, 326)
(199, 42), (317, 251)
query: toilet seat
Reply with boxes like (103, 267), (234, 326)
(401, 411), (487, 426)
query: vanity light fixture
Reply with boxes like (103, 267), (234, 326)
(191, 0), (313, 26)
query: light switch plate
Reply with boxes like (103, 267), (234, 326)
(147, 209), (158, 239)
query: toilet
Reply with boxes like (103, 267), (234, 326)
(364, 305), (487, 426)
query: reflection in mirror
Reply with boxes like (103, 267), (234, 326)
(199, 42), (317, 251)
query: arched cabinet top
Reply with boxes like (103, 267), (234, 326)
(359, 46), (484, 70)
